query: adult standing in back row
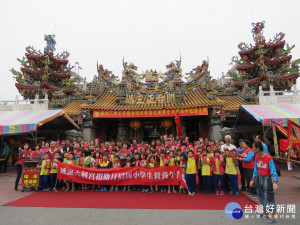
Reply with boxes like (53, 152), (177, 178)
(254, 135), (269, 154)
(237, 140), (256, 197)
(220, 135), (236, 153)
(220, 135), (236, 191)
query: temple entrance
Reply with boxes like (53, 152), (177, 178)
(94, 116), (208, 143)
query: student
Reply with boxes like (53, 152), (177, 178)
(182, 150), (197, 196)
(225, 149), (240, 197)
(38, 152), (51, 192)
(64, 152), (76, 192)
(81, 150), (91, 191)
(91, 152), (101, 191)
(167, 150), (177, 193)
(140, 153), (148, 193)
(110, 155), (121, 192)
(111, 148), (118, 163)
(50, 152), (60, 192)
(251, 141), (278, 223)
(212, 150), (225, 195)
(99, 154), (111, 192)
(159, 151), (169, 192)
(178, 153), (187, 194)
(148, 155), (158, 193)
(196, 147), (203, 191)
(122, 154), (132, 192)
(201, 149), (212, 195)
(132, 153), (141, 191)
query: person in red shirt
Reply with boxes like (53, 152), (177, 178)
(237, 139), (256, 196)
(30, 145), (42, 161)
(14, 143), (30, 191)
(250, 141), (279, 223)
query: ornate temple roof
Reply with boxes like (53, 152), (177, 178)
(218, 96), (248, 111)
(80, 87), (225, 111)
(62, 101), (86, 115)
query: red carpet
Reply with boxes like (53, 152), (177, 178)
(3, 191), (256, 209)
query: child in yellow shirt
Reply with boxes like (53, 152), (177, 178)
(148, 156), (158, 193)
(225, 149), (240, 197)
(183, 150), (197, 196)
(201, 149), (212, 195)
(50, 152), (60, 192)
(64, 152), (76, 192)
(168, 150), (177, 193)
(38, 152), (51, 192)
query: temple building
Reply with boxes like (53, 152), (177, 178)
(11, 22), (300, 142)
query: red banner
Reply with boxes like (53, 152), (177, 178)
(175, 112), (183, 138)
(93, 107), (208, 118)
(57, 162), (187, 189)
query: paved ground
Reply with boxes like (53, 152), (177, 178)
(0, 160), (300, 225)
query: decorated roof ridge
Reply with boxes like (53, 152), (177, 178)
(79, 84), (225, 111)
(234, 71), (299, 87)
(238, 40), (285, 56)
(236, 55), (292, 71)
(20, 67), (71, 78)
(25, 52), (69, 65)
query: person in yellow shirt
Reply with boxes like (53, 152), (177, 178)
(148, 156), (158, 193)
(50, 152), (60, 192)
(167, 150), (177, 194)
(64, 152), (76, 192)
(183, 150), (197, 196)
(225, 149), (240, 197)
(201, 149), (212, 195)
(38, 152), (51, 192)
(178, 154), (187, 194)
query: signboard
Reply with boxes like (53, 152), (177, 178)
(93, 107), (208, 118)
(22, 168), (39, 187)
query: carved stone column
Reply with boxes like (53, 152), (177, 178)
(117, 119), (126, 142)
(181, 119), (186, 138)
(208, 107), (222, 141)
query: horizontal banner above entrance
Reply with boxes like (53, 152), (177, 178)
(93, 107), (208, 118)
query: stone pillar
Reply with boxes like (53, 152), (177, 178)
(181, 119), (186, 138)
(117, 119), (126, 142)
(198, 120), (202, 138)
(208, 107), (222, 141)
(83, 126), (96, 142)
(82, 118), (96, 142)
(208, 124), (222, 141)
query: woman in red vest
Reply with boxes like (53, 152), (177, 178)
(237, 139), (256, 196)
(14, 143), (30, 191)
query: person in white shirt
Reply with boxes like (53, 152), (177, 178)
(220, 135), (236, 153)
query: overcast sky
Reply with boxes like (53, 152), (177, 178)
(1, 0), (300, 100)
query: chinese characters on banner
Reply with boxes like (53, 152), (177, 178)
(22, 168), (39, 187)
(57, 162), (188, 189)
(93, 107), (208, 118)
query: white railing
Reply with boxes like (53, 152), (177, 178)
(259, 85), (300, 105)
(0, 94), (49, 111)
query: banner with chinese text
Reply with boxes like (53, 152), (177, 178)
(57, 162), (187, 189)
(22, 168), (39, 187)
(93, 107), (208, 118)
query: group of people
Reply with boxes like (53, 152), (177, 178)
(14, 134), (279, 223)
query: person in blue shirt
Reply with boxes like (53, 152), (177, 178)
(254, 135), (269, 154)
(1, 142), (10, 173)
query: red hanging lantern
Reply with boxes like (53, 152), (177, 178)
(161, 119), (172, 130)
(130, 120), (141, 131)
